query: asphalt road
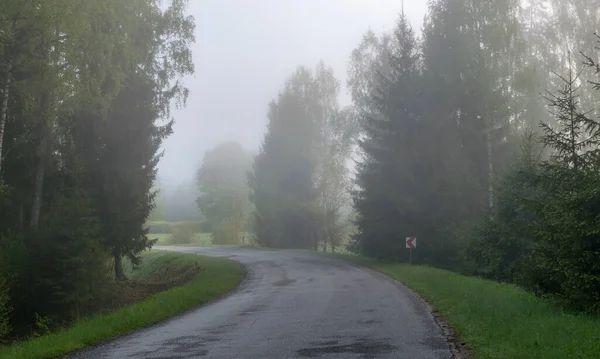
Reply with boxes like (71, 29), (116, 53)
(67, 247), (451, 359)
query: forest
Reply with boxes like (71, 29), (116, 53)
(0, 0), (194, 339)
(2, 0), (600, 348)
(248, 0), (600, 316)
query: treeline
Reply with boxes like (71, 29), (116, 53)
(350, 0), (600, 314)
(0, 1), (194, 338)
(249, 0), (600, 314)
(149, 179), (202, 223)
(467, 55), (600, 313)
(250, 62), (358, 251)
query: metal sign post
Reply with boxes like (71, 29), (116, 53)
(405, 237), (417, 265)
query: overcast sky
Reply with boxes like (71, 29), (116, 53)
(158, 0), (428, 188)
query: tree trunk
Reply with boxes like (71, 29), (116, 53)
(18, 203), (23, 230)
(486, 126), (494, 214)
(114, 248), (126, 281)
(0, 61), (12, 172)
(30, 153), (46, 230)
(30, 115), (50, 230)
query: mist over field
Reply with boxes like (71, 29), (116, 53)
(157, 0), (428, 193)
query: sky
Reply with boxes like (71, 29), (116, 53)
(158, 0), (429, 189)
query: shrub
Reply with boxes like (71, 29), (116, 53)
(168, 223), (195, 244)
(0, 276), (11, 342)
(0, 189), (112, 335)
(211, 220), (241, 245)
(465, 130), (542, 288)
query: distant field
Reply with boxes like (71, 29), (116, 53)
(151, 232), (214, 246)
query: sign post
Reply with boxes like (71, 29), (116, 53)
(405, 237), (416, 264)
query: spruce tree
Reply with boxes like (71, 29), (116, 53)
(353, 14), (424, 260)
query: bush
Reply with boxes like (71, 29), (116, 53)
(0, 189), (113, 335)
(168, 223), (195, 244)
(0, 276), (11, 342)
(465, 130), (542, 288)
(466, 52), (600, 313)
(211, 220), (241, 245)
(529, 173), (600, 313)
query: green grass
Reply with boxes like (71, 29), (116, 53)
(335, 254), (600, 359)
(122, 250), (200, 280)
(151, 232), (254, 247)
(0, 250), (245, 359)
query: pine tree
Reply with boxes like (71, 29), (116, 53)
(74, 72), (171, 280)
(353, 14), (425, 260)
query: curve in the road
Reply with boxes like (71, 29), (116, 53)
(66, 247), (451, 359)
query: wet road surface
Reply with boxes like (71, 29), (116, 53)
(66, 247), (451, 359)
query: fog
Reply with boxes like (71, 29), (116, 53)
(3, 0), (600, 350)
(158, 0), (428, 190)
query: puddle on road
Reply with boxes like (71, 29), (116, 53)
(297, 337), (398, 358)
(358, 319), (382, 325)
(273, 278), (296, 286)
(132, 335), (215, 358)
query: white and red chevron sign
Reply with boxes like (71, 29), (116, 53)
(405, 237), (417, 249)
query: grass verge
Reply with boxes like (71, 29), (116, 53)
(335, 254), (600, 359)
(0, 250), (245, 359)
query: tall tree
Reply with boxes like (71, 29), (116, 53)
(352, 14), (429, 260)
(80, 0), (194, 280)
(250, 67), (318, 249)
(73, 72), (172, 280)
(309, 63), (358, 252)
(196, 141), (253, 244)
(422, 0), (523, 217)
(250, 63), (350, 249)
(0, 0), (197, 331)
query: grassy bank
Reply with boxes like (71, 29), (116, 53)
(337, 255), (600, 359)
(0, 250), (245, 359)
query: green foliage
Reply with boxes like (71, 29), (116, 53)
(0, 276), (11, 342)
(351, 14), (427, 261)
(0, 180), (6, 199)
(344, 2), (600, 317)
(250, 63), (353, 250)
(196, 142), (253, 243)
(469, 40), (600, 314)
(168, 223), (195, 245)
(210, 220), (242, 245)
(0, 0), (195, 340)
(0, 185), (112, 335)
(466, 130), (543, 286)
(0, 252), (244, 359)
